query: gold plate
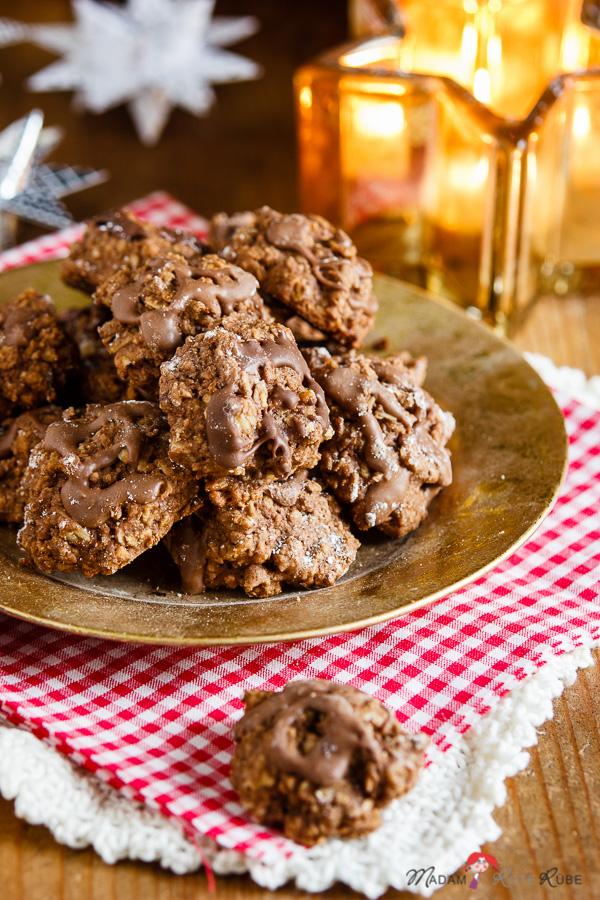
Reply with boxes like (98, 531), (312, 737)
(0, 260), (567, 645)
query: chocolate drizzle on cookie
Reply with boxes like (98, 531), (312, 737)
(211, 210), (256, 249)
(305, 349), (454, 529)
(44, 401), (164, 528)
(236, 680), (387, 787)
(164, 516), (207, 594)
(316, 361), (417, 525)
(93, 210), (148, 241)
(266, 215), (347, 291)
(0, 411), (50, 459)
(309, 352), (454, 528)
(2, 298), (51, 348)
(319, 365), (413, 477)
(205, 329), (330, 473)
(111, 259), (259, 355)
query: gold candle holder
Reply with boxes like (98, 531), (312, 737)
(295, 2), (600, 331)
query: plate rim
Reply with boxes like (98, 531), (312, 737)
(0, 492), (566, 644)
(0, 263), (569, 645)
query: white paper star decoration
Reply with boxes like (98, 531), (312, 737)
(8, 0), (261, 146)
(0, 17), (29, 49)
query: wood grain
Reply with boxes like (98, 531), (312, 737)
(0, 1), (599, 896)
(0, 299), (597, 900)
(2, 649), (600, 898)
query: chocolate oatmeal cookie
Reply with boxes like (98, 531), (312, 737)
(159, 319), (331, 479)
(0, 289), (77, 418)
(232, 679), (427, 845)
(61, 305), (127, 404)
(18, 401), (200, 577)
(62, 209), (207, 293)
(209, 206), (377, 347)
(96, 253), (267, 398)
(0, 406), (62, 523)
(305, 348), (455, 537)
(166, 474), (359, 597)
(163, 515), (207, 594)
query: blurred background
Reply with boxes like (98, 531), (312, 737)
(0, 0), (347, 228)
(0, 0), (598, 358)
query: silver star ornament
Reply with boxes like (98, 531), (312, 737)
(21, 0), (261, 145)
(0, 109), (108, 247)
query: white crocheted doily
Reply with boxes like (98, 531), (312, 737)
(0, 356), (598, 898)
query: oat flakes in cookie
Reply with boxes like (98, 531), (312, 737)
(159, 318), (332, 479)
(209, 206), (377, 347)
(96, 253), (268, 398)
(305, 347), (455, 537)
(62, 208), (207, 293)
(231, 679), (427, 845)
(165, 473), (359, 598)
(18, 401), (201, 577)
(61, 305), (127, 404)
(0, 289), (77, 418)
(0, 406), (63, 523)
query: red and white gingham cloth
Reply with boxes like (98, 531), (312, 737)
(0, 193), (598, 866)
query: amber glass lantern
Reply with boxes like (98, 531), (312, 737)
(295, 1), (600, 330)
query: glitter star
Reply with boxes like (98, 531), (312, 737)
(0, 111), (107, 233)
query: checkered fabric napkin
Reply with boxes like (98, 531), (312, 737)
(0, 193), (598, 865)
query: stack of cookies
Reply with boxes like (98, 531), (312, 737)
(0, 205), (455, 597)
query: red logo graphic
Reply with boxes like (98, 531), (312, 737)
(464, 852), (499, 890)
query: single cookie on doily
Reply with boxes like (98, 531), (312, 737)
(209, 206), (377, 348)
(0, 406), (63, 523)
(304, 347), (455, 537)
(60, 305), (128, 404)
(231, 679), (427, 845)
(165, 473), (359, 598)
(0, 289), (77, 419)
(18, 401), (201, 577)
(95, 253), (268, 398)
(159, 319), (331, 480)
(62, 209), (207, 294)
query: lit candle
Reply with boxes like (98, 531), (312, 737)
(339, 81), (415, 227)
(342, 94), (408, 179)
(570, 97), (600, 190)
(340, 86), (409, 180)
(352, 0), (575, 120)
(557, 87), (600, 264)
(296, 3), (600, 327)
(426, 152), (490, 236)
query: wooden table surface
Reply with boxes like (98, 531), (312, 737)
(0, 1), (599, 897)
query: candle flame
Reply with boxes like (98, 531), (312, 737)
(447, 156), (489, 190)
(562, 28), (586, 71)
(354, 101), (406, 140)
(488, 34), (502, 69)
(299, 85), (312, 110)
(573, 104), (591, 140)
(473, 67), (491, 104)
(460, 23), (478, 74)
